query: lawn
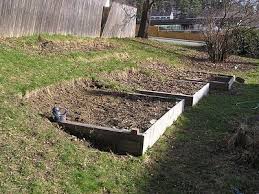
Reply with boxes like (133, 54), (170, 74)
(0, 35), (258, 193)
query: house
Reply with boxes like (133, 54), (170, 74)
(150, 7), (199, 31)
(150, 10), (174, 21)
(151, 5), (182, 21)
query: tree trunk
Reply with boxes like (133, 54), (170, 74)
(137, 0), (152, 38)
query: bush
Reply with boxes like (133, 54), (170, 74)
(231, 28), (259, 58)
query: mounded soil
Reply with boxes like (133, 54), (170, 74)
(5, 37), (115, 55)
(37, 39), (115, 54)
(27, 80), (176, 132)
(141, 62), (216, 81)
(101, 68), (207, 95)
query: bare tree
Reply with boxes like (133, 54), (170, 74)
(137, 0), (155, 38)
(202, 0), (259, 62)
(137, 0), (173, 38)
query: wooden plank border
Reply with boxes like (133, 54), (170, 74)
(192, 83), (210, 105)
(142, 99), (185, 154)
(59, 121), (145, 156)
(177, 73), (235, 91)
(209, 75), (236, 91)
(136, 83), (210, 107)
(56, 92), (185, 156)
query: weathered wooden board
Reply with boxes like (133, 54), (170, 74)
(177, 73), (235, 91)
(192, 83), (210, 105)
(136, 89), (193, 106)
(59, 121), (144, 156)
(136, 83), (210, 107)
(102, 2), (137, 38)
(142, 99), (185, 154)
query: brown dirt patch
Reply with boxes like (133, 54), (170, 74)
(143, 62), (211, 78)
(139, 62), (236, 82)
(27, 80), (176, 132)
(101, 68), (206, 95)
(172, 70), (223, 81)
(183, 51), (257, 72)
(39, 39), (114, 54)
(5, 37), (115, 55)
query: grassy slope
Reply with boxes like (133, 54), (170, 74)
(0, 35), (258, 193)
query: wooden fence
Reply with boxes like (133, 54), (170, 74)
(102, 2), (137, 38)
(0, 0), (136, 38)
(136, 25), (204, 41)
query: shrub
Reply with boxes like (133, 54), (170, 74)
(231, 28), (259, 58)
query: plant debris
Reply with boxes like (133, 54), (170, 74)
(183, 51), (257, 72)
(27, 80), (176, 132)
(139, 62), (235, 82)
(101, 68), (206, 95)
(4, 36), (115, 55)
(227, 121), (259, 168)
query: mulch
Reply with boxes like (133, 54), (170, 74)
(182, 51), (257, 72)
(28, 81), (176, 132)
(101, 68), (206, 95)
(4, 37), (115, 55)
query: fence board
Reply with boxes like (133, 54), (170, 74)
(102, 2), (137, 38)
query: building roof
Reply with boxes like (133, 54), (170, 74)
(150, 18), (202, 26)
(151, 10), (172, 16)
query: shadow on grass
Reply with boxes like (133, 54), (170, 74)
(179, 44), (206, 51)
(185, 55), (258, 66)
(138, 83), (259, 193)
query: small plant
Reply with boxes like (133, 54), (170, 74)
(228, 120), (259, 168)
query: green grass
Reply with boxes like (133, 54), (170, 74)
(0, 34), (259, 193)
(0, 35), (180, 95)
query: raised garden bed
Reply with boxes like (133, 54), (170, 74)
(174, 71), (236, 91)
(27, 81), (185, 156)
(139, 63), (236, 91)
(136, 81), (209, 107)
(101, 69), (210, 106)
